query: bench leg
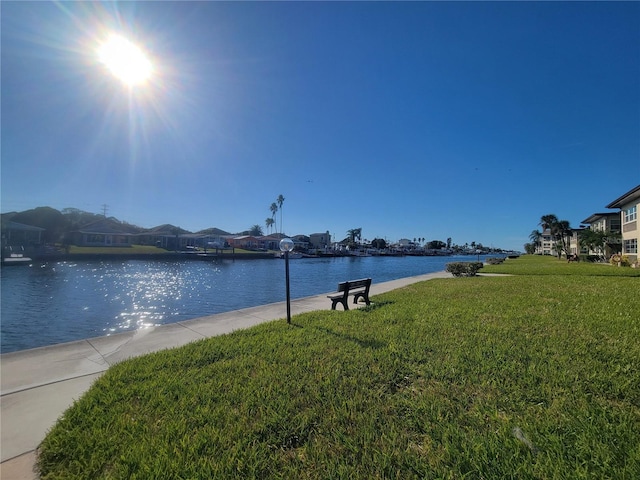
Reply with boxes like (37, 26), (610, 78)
(353, 293), (370, 306)
(331, 299), (349, 310)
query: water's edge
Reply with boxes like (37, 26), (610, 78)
(1, 255), (498, 353)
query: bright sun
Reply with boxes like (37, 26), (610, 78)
(98, 34), (153, 86)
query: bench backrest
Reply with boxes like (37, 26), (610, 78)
(337, 278), (371, 292)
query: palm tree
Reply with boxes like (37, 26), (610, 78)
(277, 194), (285, 235)
(579, 228), (611, 260)
(347, 228), (362, 248)
(540, 214), (559, 233)
(249, 224), (263, 236)
(556, 220), (572, 257)
(529, 230), (542, 253)
(539, 214), (571, 258)
(265, 217), (274, 234)
(270, 202), (278, 234)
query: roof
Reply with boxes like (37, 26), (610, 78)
(195, 227), (231, 236)
(1, 221), (46, 232)
(606, 184), (640, 209)
(581, 212), (619, 224)
(76, 219), (130, 234)
(144, 224), (186, 234)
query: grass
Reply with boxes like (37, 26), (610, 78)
(37, 256), (640, 479)
(482, 254), (640, 277)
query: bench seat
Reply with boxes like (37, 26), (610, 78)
(327, 278), (372, 310)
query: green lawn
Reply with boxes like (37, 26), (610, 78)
(37, 255), (640, 479)
(482, 254), (640, 277)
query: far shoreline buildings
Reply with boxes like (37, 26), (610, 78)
(3, 184), (638, 263)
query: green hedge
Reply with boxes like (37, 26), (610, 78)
(486, 257), (505, 265)
(446, 261), (484, 277)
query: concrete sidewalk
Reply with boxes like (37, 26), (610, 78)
(1, 271), (451, 479)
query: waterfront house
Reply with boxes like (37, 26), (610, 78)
(255, 235), (280, 250)
(292, 235), (310, 250)
(309, 231), (332, 249)
(68, 219), (133, 247)
(136, 225), (229, 251)
(1, 220), (45, 248)
(606, 184), (640, 262)
(397, 239), (415, 251)
(136, 224), (184, 249)
(228, 235), (259, 249)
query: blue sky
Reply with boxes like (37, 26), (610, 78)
(2, 1), (638, 251)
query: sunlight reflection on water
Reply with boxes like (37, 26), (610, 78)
(1, 255), (490, 352)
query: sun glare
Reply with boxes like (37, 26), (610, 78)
(98, 34), (152, 86)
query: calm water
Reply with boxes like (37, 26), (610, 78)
(1, 255), (488, 353)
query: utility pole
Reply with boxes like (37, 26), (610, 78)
(101, 204), (108, 217)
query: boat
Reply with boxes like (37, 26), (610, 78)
(2, 247), (32, 266)
(276, 252), (304, 259)
(348, 249), (372, 257)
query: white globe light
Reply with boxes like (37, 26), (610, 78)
(280, 238), (294, 252)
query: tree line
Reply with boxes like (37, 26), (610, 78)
(1, 207), (144, 244)
(3, 204), (506, 253)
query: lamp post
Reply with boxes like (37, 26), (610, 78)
(280, 238), (294, 324)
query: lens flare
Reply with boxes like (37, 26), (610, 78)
(98, 33), (152, 86)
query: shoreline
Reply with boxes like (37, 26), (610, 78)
(0, 270), (452, 477)
(5, 248), (511, 264)
(13, 251), (277, 263)
(2, 255), (501, 354)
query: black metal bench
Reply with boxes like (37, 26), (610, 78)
(327, 278), (372, 310)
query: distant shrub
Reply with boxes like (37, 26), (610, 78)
(610, 254), (632, 267)
(446, 262), (484, 277)
(486, 257), (505, 265)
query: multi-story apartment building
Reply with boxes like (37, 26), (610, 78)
(582, 212), (622, 233)
(580, 212), (621, 259)
(534, 228), (555, 256)
(567, 228), (588, 257)
(605, 184), (640, 262)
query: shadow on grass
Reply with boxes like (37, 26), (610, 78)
(359, 300), (394, 312)
(313, 326), (386, 350)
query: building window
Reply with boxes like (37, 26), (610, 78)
(610, 218), (621, 232)
(87, 234), (105, 244)
(624, 205), (637, 223)
(624, 239), (637, 254)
